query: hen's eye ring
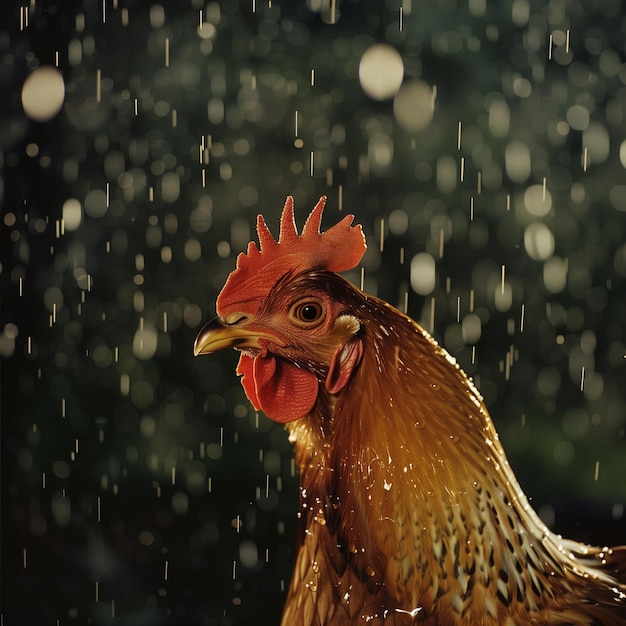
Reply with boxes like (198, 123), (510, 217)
(290, 299), (325, 326)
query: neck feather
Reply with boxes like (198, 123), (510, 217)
(284, 291), (613, 620)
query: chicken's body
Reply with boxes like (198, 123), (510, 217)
(281, 275), (626, 624)
(194, 197), (626, 625)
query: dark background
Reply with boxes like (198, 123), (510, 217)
(1, 0), (625, 624)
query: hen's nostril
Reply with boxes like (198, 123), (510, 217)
(224, 313), (247, 326)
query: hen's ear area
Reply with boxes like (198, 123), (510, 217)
(216, 196), (367, 316)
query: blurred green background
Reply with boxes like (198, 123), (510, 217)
(1, 0), (625, 624)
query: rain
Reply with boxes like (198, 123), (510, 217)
(1, 1), (625, 624)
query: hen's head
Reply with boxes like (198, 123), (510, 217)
(194, 196), (367, 423)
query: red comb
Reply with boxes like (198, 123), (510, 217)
(216, 196), (367, 316)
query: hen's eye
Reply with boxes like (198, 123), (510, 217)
(289, 298), (325, 327)
(300, 304), (320, 320)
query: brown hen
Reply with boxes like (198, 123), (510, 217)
(194, 196), (626, 625)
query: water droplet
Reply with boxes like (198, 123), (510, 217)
(313, 512), (326, 526)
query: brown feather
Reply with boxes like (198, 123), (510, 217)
(280, 271), (626, 625)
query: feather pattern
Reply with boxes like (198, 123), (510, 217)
(281, 272), (626, 625)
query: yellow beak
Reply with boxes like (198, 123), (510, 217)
(193, 317), (280, 356)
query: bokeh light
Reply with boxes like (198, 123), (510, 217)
(393, 79), (435, 132)
(358, 43), (404, 101)
(21, 66), (65, 122)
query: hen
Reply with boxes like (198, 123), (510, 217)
(194, 196), (626, 625)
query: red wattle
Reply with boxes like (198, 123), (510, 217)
(236, 353), (318, 423)
(236, 354), (261, 410)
